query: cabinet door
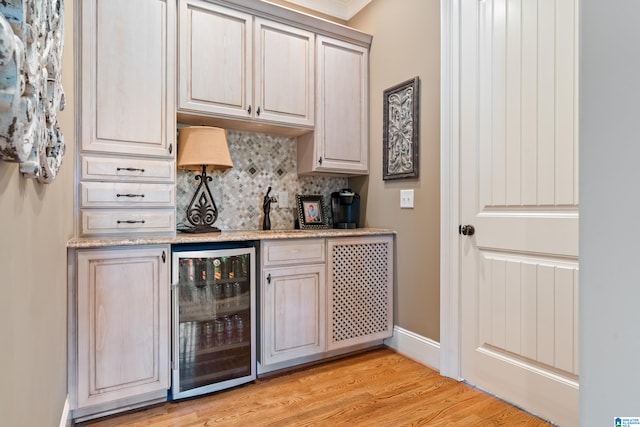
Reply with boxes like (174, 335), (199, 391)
(81, 0), (175, 157)
(178, 0), (252, 118)
(254, 18), (314, 127)
(76, 246), (170, 409)
(327, 236), (393, 351)
(298, 36), (369, 174)
(262, 264), (325, 365)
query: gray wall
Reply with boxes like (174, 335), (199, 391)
(0, 2), (74, 425)
(349, 0), (441, 341)
(580, 0), (640, 424)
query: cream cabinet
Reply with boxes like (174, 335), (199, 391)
(262, 264), (326, 365)
(80, 0), (175, 157)
(259, 235), (393, 374)
(298, 36), (369, 175)
(178, 0), (314, 130)
(71, 245), (170, 421)
(78, 0), (176, 237)
(327, 235), (393, 350)
(260, 239), (326, 366)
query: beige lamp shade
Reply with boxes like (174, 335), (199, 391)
(177, 126), (234, 171)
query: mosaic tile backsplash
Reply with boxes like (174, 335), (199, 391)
(176, 129), (348, 231)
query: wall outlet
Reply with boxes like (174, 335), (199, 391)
(278, 191), (289, 208)
(400, 189), (414, 208)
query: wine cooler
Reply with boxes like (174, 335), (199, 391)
(171, 242), (257, 400)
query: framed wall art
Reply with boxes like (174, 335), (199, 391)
(296, 194), (329, 229)
(383, 76), (420, 180)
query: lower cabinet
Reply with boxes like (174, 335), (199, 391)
(68, 234), (393, 418)
(260, 238), (326, 368)
(71, 245), (170, 421)
(327, 236), (394, 350)
(259, 235), (393, 373)
(262, 264), (326, 365)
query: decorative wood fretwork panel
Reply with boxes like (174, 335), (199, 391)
(327, 236), (393, 350)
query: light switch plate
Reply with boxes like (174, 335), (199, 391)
(400, 189), (414, 208)
(278, 191), (289, 208)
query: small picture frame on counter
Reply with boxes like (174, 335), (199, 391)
(296, 194), (329, 229)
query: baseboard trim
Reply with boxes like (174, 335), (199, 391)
(59, 395), (71, 427)
(384, 326), (441, 371)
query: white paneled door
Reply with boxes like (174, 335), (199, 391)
(459, 0), (579, 425)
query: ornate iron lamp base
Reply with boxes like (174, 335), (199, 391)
(177, 165), (222, 233)
(177, 224), (222, 234)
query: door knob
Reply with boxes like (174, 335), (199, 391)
(459, 224), (475, 236)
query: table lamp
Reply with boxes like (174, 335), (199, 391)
(177, 126), (233, 233)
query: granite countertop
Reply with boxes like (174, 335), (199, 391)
(67, 228), (396, 249)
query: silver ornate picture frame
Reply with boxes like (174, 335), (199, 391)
(383, 76), (420, 180)
(296, 194), (329, 229)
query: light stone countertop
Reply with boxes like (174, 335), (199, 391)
(67, 228), (396, 249)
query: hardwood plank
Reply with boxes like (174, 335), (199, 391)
(77, 348), (553, 426)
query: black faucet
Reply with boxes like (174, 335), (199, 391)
(262, 186), (277, 230)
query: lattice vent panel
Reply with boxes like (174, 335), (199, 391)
(330, 241), (391, 348)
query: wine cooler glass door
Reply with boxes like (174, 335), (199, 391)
(171, 246), (256, 399)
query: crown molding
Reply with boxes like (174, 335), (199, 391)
(282, 0), (372, 20)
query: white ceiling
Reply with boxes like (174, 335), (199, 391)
(283, 0), (372, 20)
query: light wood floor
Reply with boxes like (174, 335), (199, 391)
(78, 347), (553, 426)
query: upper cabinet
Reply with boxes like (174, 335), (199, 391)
(78, 0), (176, 237)
(177, 2), (252, 120)
(80, 0), (176, 157)
(253, 18), (314, 127)
(297, 37), (369, 175)
(178, 0), (314, 131)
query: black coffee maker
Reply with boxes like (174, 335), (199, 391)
(331, 188), (360, 229)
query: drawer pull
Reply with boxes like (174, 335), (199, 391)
(116, 193), (145, 198)
(116, 167), (145, 173)
(117, 220), (146, 224)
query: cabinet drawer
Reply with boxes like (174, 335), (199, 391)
(81, 209), (176, 236)
(262, 239), (325, 266)
(80, 182), (175, 208)
(81, 155), (175, 182)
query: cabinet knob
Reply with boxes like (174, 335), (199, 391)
(247, 105), (252, 115)
(257, 106), (261, 116)
(267, 273), (271, 284)
(169, 143), (173, 154)
(318, 156), (323, 165)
